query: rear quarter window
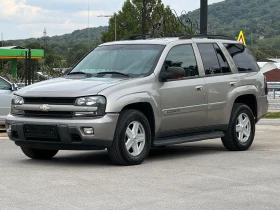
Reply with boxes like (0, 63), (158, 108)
(223, 43), (259, 72)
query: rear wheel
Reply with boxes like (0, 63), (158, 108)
(222, 103), (255, 151)
(108, 109), (151, 166)
(21, 147), (58, 159)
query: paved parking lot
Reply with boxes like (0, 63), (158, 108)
(0, 121), (280, 210)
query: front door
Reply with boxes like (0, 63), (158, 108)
(159, 44), (207, 135)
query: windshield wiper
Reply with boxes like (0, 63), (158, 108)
(96, 71), (132, 77)
(66, 72), (93, 77)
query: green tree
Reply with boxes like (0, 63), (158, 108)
(101, 0), (195, 42)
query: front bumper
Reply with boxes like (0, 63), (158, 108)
(5, 114), (119, 150)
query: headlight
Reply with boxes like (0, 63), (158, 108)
(74, 96), (106, 117)
(11, 95), (24, 115)
(12, 95), (24, 105)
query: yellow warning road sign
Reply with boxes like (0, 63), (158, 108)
(237, 31), (246, 46)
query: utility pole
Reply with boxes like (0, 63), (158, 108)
(200, 0), (208, 35)
(43, 28), (47, 47)
(142, 0), (147, 37)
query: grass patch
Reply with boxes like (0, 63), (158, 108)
(265, 112), (280, 118)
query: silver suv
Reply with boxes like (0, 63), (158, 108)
(6, 35), (268, 165)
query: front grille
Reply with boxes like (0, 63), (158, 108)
(24, 97), (76, 105)
(24, 111), (73, 118)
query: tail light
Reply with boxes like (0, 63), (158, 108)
(264, 77), (268, 95)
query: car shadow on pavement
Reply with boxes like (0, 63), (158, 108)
(19, 150), (114, 167)
(18, 143), (226, 167)
(148, 144), (226, 161)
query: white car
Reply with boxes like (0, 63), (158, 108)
(0, 76), (17, 125)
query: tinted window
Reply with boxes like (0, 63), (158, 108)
(214, 44), (231, 73)
(164, 45), (199, 77)
(198, 43), (222, 75)
(0, 78), (10, 90)
(223, 44), (259, 72)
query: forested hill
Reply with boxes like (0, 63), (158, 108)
(5, 26), (108, 53)
(187, 0), (280, 38)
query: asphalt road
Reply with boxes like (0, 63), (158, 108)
(0, 121), (280, 210)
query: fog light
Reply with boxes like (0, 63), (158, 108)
(83, 127), (94, 135)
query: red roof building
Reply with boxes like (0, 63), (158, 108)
(264, 69), (280, 82)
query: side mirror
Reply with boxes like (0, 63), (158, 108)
(160, 67), (185, 82)
(63, 68), (72, 75)
(11, 83), (18, 91)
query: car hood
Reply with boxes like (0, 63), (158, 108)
(16, 76), (127, 97)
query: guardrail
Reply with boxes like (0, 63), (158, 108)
(268, 82), (280, 99)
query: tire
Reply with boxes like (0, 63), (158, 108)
(222, 103), (255, 151)
(108, 109), (152, 166)
(21, 147), (58, 159)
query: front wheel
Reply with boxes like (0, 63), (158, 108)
(21, 147), (59, 159)
(222, 103), (255, 151)
(108, 109), (151, 166)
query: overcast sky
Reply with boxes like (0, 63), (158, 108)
(0, 0), (224, 40)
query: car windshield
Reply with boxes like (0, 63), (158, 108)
(71, 44), (164, 77)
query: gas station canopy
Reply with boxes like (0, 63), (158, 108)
(0, 46), (44, 59)
(0, 46), (44, 78)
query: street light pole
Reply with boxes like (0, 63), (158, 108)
(98, 15), (117, 41)
(142, 0), (147, 37)
(200, 0), (208, 35)
(88, 0), (90, 51)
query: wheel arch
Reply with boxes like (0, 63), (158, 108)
(106, 92), (161, 134)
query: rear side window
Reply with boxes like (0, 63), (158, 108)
(197, 43), (231, 75)
(223, 43), (259, 72)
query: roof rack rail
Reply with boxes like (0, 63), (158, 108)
(179, 34), (235, 40)
(122, 33), (188, 40)
(121, 34), (235, 41)
(122, 34), (147, 40)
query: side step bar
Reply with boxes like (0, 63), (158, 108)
(153, 131), (224, 147)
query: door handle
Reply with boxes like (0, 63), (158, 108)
(195, 86), (204, 91)
(229, 82), (237, 87)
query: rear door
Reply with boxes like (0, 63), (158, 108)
(196, 43), (239, 127)
(0, 78), (13, 123)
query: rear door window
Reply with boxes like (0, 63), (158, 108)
(197, 43), (231, 75)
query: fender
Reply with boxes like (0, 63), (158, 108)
(223, 85), (259, 124)
(106, 92), (162, 132)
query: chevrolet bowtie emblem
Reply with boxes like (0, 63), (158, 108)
(40, 104), (50, 112)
